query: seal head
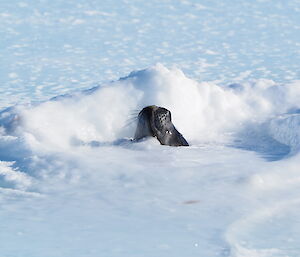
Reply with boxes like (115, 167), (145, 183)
(134, 105), (189, 146)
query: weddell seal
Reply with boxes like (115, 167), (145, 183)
(134, 105), (189, 146)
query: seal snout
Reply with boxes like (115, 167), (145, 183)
(134, 105), (189, 146)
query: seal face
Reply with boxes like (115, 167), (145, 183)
(134, 105), (189, 146)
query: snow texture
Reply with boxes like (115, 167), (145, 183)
(1, 0), (300, 257)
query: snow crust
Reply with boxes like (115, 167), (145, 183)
(1, 65), (300, 257)
(1, 0), (300, 256)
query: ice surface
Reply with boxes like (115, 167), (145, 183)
(1, 0), (300, 256)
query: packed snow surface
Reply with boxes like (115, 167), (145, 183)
(1, 0), (300, 257)
(1, 65), (300, 257)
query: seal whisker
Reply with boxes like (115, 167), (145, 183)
(124, 116), (138, 128)
(129, 111), (141, 118)
(130, 109), (141, 113)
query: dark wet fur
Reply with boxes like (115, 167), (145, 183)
(134, 105), (189, 146)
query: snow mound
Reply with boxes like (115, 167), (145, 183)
(0, 64), (300, 154)
(269, 113), (300, 154)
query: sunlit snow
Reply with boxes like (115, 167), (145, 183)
(1, 0), (300, 257)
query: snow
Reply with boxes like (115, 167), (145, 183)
(1, 0), (300, 256)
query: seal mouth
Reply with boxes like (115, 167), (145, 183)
(134, 105), (189, 146)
